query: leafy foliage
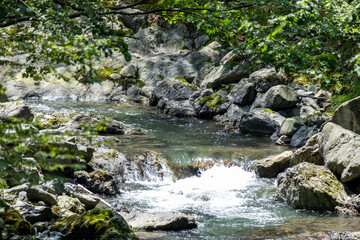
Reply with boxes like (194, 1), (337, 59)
(1, 0), (359, 94)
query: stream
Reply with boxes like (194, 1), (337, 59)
(29, 101), (360, 239)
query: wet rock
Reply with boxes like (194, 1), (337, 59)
(254, 151), (293, 178)
(52, 195), (86, 218)
(289, 134), (323, 167)
(290, 126), (318, 148)
(254, 85), (298, 110)
(319, 122), (360, 182)
(0, 101), (33, 121)
(200, 52), (247, 88)
(240, 108), (286, 135)
(249, 68), (287, 92)
(332, 95), (360, 134)
(279, 117), (306, 137)
(27, 186), (57, 206)
(74, 170), (119, 196)
(53, 209), (136, 240)
(122, 212), (197, 231)
(276, 162), (348, 211)
(188, 159), (241, 174)
(228, 80), (256, 105)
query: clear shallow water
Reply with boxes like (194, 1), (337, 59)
(28, 101), (360, 239)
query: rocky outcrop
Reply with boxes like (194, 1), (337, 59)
(319, 122), (360, 182)
(276, 162), (348, 211)
(122, 212), (197, 231)
(253, 151), (293, 178)
(331, 95), (360, 134)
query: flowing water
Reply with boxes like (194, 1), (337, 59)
(29, 101), (360, 239)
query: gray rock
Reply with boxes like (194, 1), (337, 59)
(276, 162), (348, 211)
(27, 186), (57, 206)
(290, 126), (318, 148)
(74, 170), (119, 196)
(332, 95), (360, 134)
(228, 80), (256, 105)
(240, 108), (286, 135)
(226, 104), (250, 126)
(164, 100), (196, 117)
(289, 133), (324, 167)
(0, 101), (33, 120)
(319, 122), (360, 182)
(279, 117), (307, 136)
(120, 64), (138, 78)
(122, 212), (197, 231)
(255, 85), (298, 110)
(330, 231), (360, 240)
(249, 68), (287, 92)
(52, 195), (86, 218)
(200, 51), (247, 88)
(254, 151), (293, 178)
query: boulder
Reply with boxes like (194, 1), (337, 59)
(226, 104), (250, 126)
(122, 212), (197, 231)
(253, 151), (293, 178)
(331, 95), (360, 134)
(52, 195), (86, 218)
(276, 162), (348, 211)
(228, 80), (256, 105)
(319, 122), (360, 182)
(200, 51), (247, 88)
(74, 170), (119, 196)
(289, 134), (324, 167)
(24, 206), (55, 223)
(279, 117), (306, 137)
(27, 186), (57, 206)
(164, 100), (196, 117)
(89, 148), (126, 180)
(120, 64), (138, 78)
(0, 101), (33, 121)
(240, 108), (286, 135)
(53, 209), (136, 240)
(290, 126), (318, 148)
(249, 68), (287, 92)
(254, 85), (298, 110)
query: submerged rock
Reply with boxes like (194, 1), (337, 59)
(122, 212), (197, 231)
(254, 151), (293, 178)
(319, 122), (360, 182)
(276, 162), (348, 211)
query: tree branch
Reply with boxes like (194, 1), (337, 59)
(109, 0), (151, 10)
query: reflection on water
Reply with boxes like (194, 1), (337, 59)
(28, 101), (360, 239)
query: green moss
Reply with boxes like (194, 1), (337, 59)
(48, 117), (68, 127)
(53, 209), (137, 240)
(94, 66), (123, 82)
(199, 94), (225, 109)
(175, 77), (198, 90)
(89, 170), (112, 181)
(261, 108), (276, 113)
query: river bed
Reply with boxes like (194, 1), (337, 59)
(28, 101), (359, 239)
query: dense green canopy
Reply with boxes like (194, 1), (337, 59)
(0, 0), (359, 96)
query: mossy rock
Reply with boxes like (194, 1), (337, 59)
(261, 107), (276, 114)
(47, 117), (68, 128)
(199, 94), (225, 109)
(1, 210), (32, 236)
(53, 209), (137, 240)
